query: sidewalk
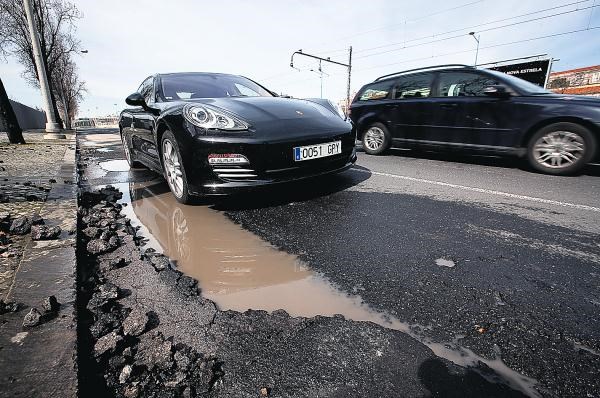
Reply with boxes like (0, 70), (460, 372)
(0, 132), (78, 397)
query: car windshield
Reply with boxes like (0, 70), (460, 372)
(160, 74), (273, 101)
(485, 69), (551, 95)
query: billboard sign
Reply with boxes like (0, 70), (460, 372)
(488, 59), (551, 87)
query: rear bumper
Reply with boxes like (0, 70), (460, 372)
(185, 130), (357, 196)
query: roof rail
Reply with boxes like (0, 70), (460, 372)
(375, 64), (473, 81)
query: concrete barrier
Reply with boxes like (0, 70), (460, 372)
(7, 100), (46, 130)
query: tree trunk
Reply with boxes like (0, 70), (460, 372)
(60, 91), (71, 129)
(0, 78), (26, 144)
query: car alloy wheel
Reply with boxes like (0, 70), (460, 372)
(532, 130), (585, 169)
(364, 126), (385, 151)
(162, 139), (185, 199)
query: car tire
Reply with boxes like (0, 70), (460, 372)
(161, 131), (195, 204)
(121, 134), (145, 168)
(526, 122), (596, 175)
(362, 122), (391, 155)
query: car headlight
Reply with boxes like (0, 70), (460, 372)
(183, 104), (249, 131)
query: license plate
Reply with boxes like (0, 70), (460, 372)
(294, 141), (341, 162)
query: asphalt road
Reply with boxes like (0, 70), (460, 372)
(222, 148), (600, 397)
(79, 128), (600, 397)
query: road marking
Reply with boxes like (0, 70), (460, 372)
(351, 168), (600, 213)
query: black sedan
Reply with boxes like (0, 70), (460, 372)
(350, 64), (600, 175)
(119, 72), (356, 203)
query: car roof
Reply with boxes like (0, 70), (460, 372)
(157, 72), (240, 78)
(373, 64), (477, 83)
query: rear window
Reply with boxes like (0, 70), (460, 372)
(358, 81), (392, 101)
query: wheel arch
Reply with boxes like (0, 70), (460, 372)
(521, 116), (600, 153)
(155, 121), (170, 167)
(356, 113), (392, 140)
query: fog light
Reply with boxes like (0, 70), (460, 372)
(208, 154), (249, 165)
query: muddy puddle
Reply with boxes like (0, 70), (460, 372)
(106, 180), (541, 397)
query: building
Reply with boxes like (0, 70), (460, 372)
(548, 65), (600, 97)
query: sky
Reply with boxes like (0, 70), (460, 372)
(1, 0), (599, 117)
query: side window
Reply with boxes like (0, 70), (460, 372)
(393, 73), (434, 99)
(358, 81), (392, 101)
(137, 77), (155, 104)
(437, 72), (499, 97)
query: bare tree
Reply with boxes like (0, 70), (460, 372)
(0, 77), (25, 143)
(0, 0), (82, 128)
(549, 77), (569, 94)
(52, 50), (85, 129)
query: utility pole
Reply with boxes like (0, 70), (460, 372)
(290, 47), (353, 120)
(346, 46), (352, 118)
(23, 0), (65, 139)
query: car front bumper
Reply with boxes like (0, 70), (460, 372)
(185, 130), (357, 196)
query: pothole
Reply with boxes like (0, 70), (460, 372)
(109, 180), (541, 397)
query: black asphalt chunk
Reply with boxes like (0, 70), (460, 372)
(9, 215), (32, 235)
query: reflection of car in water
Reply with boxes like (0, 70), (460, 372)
(128, 181), (311, 295)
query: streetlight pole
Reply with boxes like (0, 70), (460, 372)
(469, 32), (480, 66)
(23, 0), (65, 139)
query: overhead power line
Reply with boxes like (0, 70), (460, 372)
(355, 0), (595, 58)
(354, 25), (600, 73)
(259, 1), (591, 85)
(307, 0), (486, 56)
(335, 0), (486, 40)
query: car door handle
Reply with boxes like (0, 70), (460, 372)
(439, 103), (458, 109)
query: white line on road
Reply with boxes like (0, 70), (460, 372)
(351, 168), (600, 213)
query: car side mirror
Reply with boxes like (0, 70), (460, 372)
(483, 85), (511, 98)
(125, 92), (146, 107)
